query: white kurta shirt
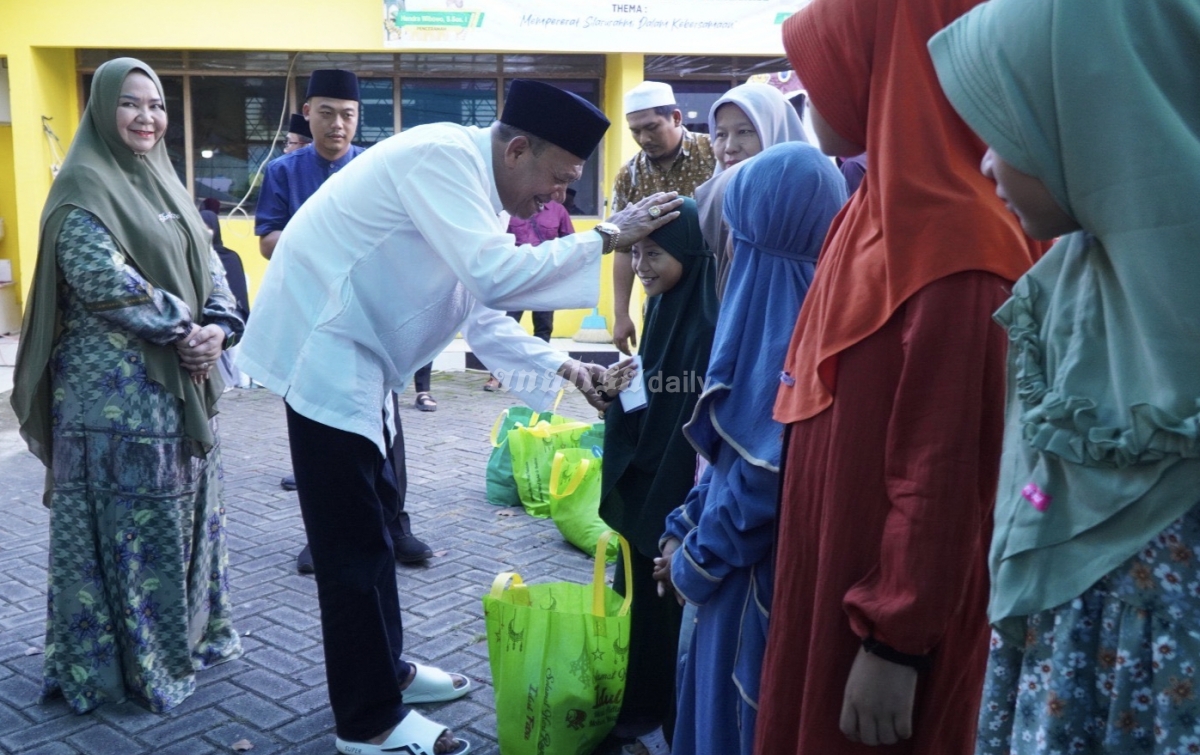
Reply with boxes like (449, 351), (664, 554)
(237, 124), (602, 453)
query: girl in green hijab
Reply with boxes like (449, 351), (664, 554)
(10, 58), (244, 713)
(600, 197), (718, 750)
(930, 0), (1200, 751)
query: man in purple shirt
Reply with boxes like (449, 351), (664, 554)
(482, 200), (575, 391)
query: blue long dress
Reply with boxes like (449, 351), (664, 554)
(663, 144), (846, 755)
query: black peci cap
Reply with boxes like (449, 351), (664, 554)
(501, 80), (610, 161)
(306, 69), (360, 102)
(287, 113), (312, 139)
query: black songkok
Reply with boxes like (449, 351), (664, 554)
(287, 113), (312, 139)
(501, 79), (610, 160)
(306, 69), (360, 102)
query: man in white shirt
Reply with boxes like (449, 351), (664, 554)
(237, 80), (681, 755)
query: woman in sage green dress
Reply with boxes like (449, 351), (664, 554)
(930, 0), (1200, 751)
(11, 57), (244, 714)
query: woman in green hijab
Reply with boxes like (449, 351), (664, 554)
(10, 58), (244, 713)
(930, 0), (1200, 751)
(600, 197), (718, 750)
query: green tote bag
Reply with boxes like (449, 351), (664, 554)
(548, 447), (618, 563)
(482, 531), (632, 755)
(485, 391), (571, 508)
(507, 419), (595, 519)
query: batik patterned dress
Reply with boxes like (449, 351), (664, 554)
(977, 505), (1200, 755)
(41, 208), (243, 714)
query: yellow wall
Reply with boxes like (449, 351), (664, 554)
(2, 45), (79, 305)
(0, 1), (652, 339)
(0, 124), (17, 278)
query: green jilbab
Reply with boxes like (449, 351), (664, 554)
(601, 197), (719, 728)
(9, 57), (243, 713)
(930, 0), (1200, 751)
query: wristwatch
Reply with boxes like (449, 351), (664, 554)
(594, 222), (621, 255)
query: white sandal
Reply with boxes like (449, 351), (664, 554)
(335, 710), (470, 755)
(402, 662), (472, 704)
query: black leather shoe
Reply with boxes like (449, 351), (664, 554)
(280, 474), (298, 491)
(394, 534), (433, 564)
(296, 543), (315, 574)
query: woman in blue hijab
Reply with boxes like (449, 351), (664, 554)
(660, 142), (846, 755)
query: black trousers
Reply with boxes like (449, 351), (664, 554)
(614, 548), (680, 739)
(505, 310), (554, 342)
(294, 394), (412, 542)
(389, 394), (412, 539)
(412, 362), (433, 393)
(286, 403), (413, 741)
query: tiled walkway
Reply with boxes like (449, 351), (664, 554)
(0, 373), (606, 754)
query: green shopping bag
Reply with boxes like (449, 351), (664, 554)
(485, 392), (570, 507)
(549, 448), (618, 563)
(483, 531), (632, 755)
(507, 419), (596, 519)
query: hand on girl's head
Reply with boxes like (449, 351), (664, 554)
(980, 148), (1080, 240)
(630, 238), (684, 297)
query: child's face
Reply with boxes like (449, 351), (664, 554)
(981, 148), (1080, 240)
(631, 238), (684, 297)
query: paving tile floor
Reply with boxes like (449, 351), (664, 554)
(0, 372), (626, 755)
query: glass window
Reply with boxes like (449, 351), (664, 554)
(357, 79), (396, 146)
(190, 76), (288, 211)
(399, 54), (498, 76)
(295, 53), (396, 75)
(501, 54), (604, 77)
(76, 52), (604, 215)
(78, 50), (185, 72)
(161, 77), (187, 185)
(643, 55), (789, 80)
(502, 78), (603, 216)
(664, 80), (735, 134)
(401, 78), (497, 130)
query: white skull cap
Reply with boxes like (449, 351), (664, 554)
(624, 81), (676, 114)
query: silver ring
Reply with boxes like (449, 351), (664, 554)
(648, 205), (662, 219)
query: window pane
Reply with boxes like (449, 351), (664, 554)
(398, 54), (498, 76)
(194, 51), (294, 73)
(357, 79), (396, 146)
(501, 54), (604, 77)
(78, 50), (185, 72)
(663, 80), (736, 134)
(161, 76), (187, 186)
(644, 55), (789, 79)
(81, 73), (187, 186)
(191, 76), (288, 211)
(295, 53), (397, 75)
(401, 79), (497, 129)
(502, 79), (602, 217)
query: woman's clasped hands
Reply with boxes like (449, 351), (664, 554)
(175, 323), (225, 384)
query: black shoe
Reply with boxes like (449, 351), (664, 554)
(281, 474), (297, 491)
(296, 543), (315, 574)
(394, 534), (433, 564)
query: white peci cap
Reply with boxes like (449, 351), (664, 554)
(624, 81), (676, 114)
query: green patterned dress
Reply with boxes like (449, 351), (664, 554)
(976, 504), (1200, 754)
(42, 208), (243, 714)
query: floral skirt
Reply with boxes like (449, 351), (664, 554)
(977, 508), (1200, 755)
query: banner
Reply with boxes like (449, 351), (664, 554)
(383, 1), (809, 54)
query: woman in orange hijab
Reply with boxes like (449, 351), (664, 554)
(754, 1), (1046, 754)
